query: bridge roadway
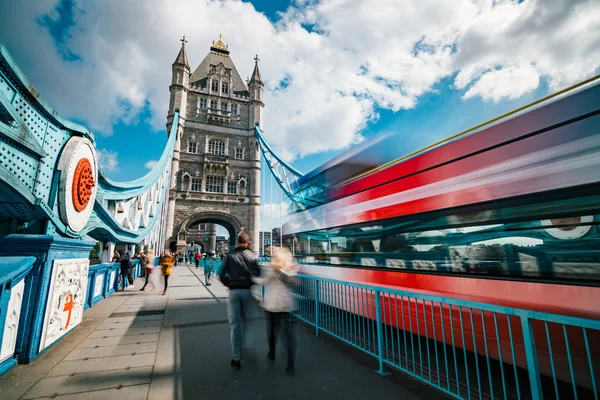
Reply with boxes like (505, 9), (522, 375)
(0, 264), (442, 400)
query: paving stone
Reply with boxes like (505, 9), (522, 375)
(105, 315), (164, 323)
(96, 320), (162, 330)
(47, 352), (157, 377)
(87, 326), (161, 338)
(22, 366), (152, 399)
(31, 384), (149, 400)
(78, 333), (160, 348)
(65, 342), (158, 360)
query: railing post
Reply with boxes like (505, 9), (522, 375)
(375, 290), (390, 376)
(520, 315), (542, 399)
(315, 279), (320, 337)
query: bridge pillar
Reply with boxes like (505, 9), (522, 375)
(208, 224), (217, 254)
(0, 235), (94, 364)
(165, 125), (183, 244)
(249, 137), (261, 253)
(100, 242), (115, 263)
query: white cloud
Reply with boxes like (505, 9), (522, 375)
(1, 0), (598, 162)
(145, 160), (158, 170)
(260, 201), (290, 230)
(462, 64), (540, 102)
(97, 149), (119, 172)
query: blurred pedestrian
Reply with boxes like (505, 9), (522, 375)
(253, 247), (298, 376)
(195, 251), (201, 269)
(140, 249), (156, 291)
(219, 232), (260, 370)
(205, 251), (214, 286)
(119, 251), (133, 291)
(159, 249), (174, 296)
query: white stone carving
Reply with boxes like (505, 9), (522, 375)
(93, 274), (104, 298)
(386, 259), (406, 269)
(361, 258), (377, 267)
(109, 270), (116, 289)
(39, 258), (89, 352)
(57, 137), (98, 232)
(413, 260), (436, 270)
(0, 280), (25, 362)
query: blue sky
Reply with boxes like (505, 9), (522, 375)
(1, 0), (598, 183)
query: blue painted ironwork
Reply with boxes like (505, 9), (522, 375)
(0, 256), (36, 374)
(254, 125), (323, 209)
(84, 260), (144, 309)
(286, 273), (600, 400)
(0, 42), (175, 245)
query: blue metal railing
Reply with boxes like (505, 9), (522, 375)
(84, 260), (143, 309)
(252, 274), (600, 400)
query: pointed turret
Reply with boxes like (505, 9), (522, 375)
(249, 55), (263, 85)
(248, 55), (264, 127)
(168, 36), (190, 134)
(174, 36), (189, 68)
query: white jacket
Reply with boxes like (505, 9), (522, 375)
(252, 267), (297, 312)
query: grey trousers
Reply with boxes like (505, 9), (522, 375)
(227, 289), (254, 361)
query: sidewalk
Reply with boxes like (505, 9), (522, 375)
(0, 264), (435, 400)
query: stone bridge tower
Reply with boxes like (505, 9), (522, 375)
(165, 35), (263, 253)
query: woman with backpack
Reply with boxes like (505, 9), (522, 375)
(252, 246), (298, 376)
(159, 249), (174, 296)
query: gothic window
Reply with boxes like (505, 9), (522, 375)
(222, 82), (229, 94)
(208, 139), (226, 156)
(238, 179), (247, 196)
(199, 98), (207, 110)
(231, 104), (238, 115)
(211, 79), (219, 92)
(191, 177), (202, 192)
(206, 175), (224, 193)
(210, 98), (217, 110)
(221, 102), (227, 112)
(227, 181), (237, 194)
(188, 142), (197, 153)
(182, 174), (191, 191)
(235, 147), (244, 159)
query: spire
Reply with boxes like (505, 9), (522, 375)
(249, 54), (262, 85)
(174, 36), (189, 68)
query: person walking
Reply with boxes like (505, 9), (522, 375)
(218, 232), (260, 370)
(194, 251), (201, 269)
(204, 251), (214, 286)
(140, 249), (156, 291)
(252, 247), (298, 376)
(119, 251), (133, 291)
(159, 249), (174, 296)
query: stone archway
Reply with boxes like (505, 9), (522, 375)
(177, 211), (243, 251)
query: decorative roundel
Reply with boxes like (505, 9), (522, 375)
(541, 216), (593, 240)
(72, 159), (95, 212)
(57, 137), (98, 233)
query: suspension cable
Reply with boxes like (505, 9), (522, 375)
(260, 155), (265, 257)
(269, 166), (273, 255)
(279, 187), (283, 247)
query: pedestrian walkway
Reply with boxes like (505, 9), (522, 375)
(0, 265), (441, 400)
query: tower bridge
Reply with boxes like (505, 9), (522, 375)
(0, 35), (599, 400)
